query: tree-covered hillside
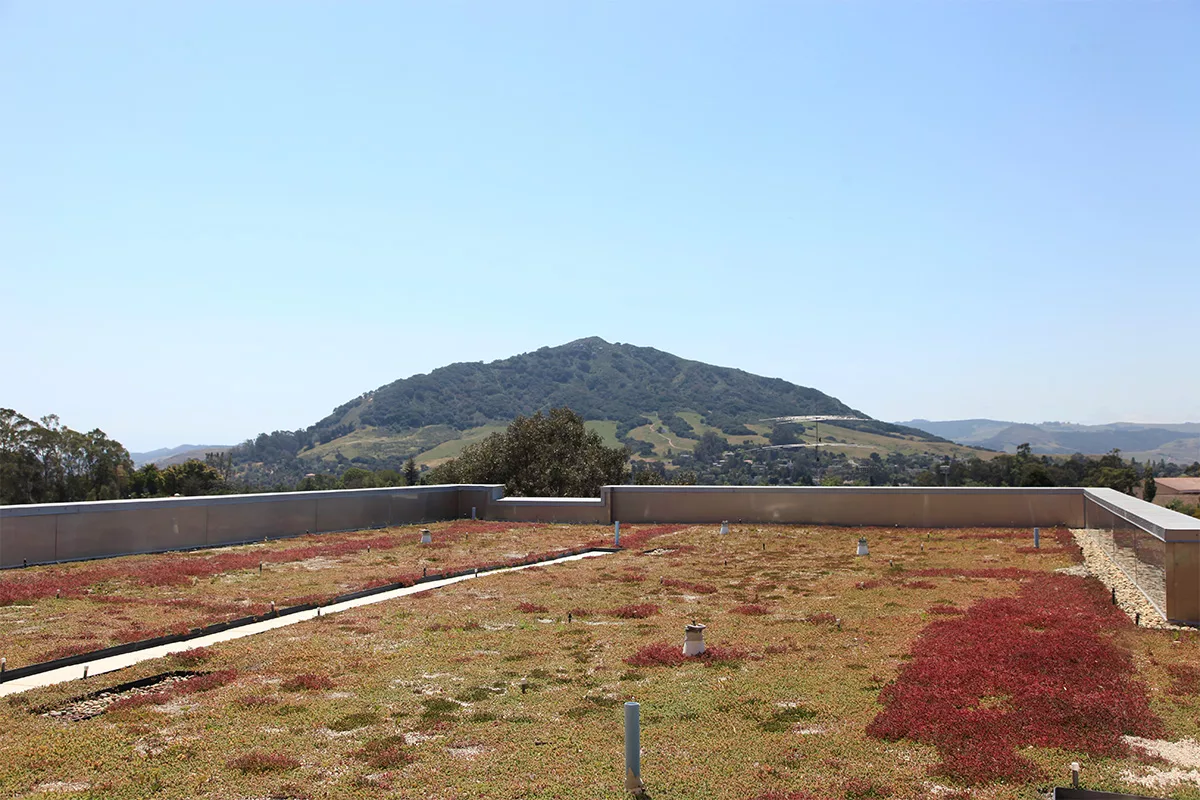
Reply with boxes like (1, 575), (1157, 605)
(221, 338), (955, 483)
(315, 337), (860, 437)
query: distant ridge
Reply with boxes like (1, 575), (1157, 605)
(898, 419), (1200, 463)
(132, 444), (231, 468)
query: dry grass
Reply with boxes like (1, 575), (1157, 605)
(0, 520), (615, 667)
(2, 524), (1199, 800)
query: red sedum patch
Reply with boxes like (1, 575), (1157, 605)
(867, 574), (1162, 785)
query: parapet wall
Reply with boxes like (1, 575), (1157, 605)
(2, 484), (1197, 625)
(0, 485), (465, 567)
(606, 486), (1086, 528)
(0, 484), (1086, 567)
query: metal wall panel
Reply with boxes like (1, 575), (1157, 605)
(205, 498), (317, 544)
(315, 494), (393, 532)
(0, 514), (57, 567)
(55, 506), (209, 561)
(1166, 542), (1200, 625)
(490, 500), (608, 524)
(609, 488), (1084, 528)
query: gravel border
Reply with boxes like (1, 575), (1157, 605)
(1069, 529), (1186, 630)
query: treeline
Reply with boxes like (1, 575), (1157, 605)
(675, 430), (1199, 495)
(908, 445), (1197, 493)
(0, 410), (133, 504)
(124, 456), (423, 499)
(0, 409), (425, 505)
(7, 406), (1197, 506)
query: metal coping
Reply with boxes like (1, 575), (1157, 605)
(1084, 488), (1200, 543)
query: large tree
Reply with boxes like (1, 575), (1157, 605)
(0, 409), (133, 504)
(425, 407), (628, 496)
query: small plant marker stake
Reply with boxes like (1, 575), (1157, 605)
(259, 561), (263, 574)
(82, 665), (88, 679)
(624, 701), (644, 793)
(1112, 587), (1117, 605)
(1, 657), (6, 679)
(1034, 527), (1040, 549)
(1135, 612), (1140, 627)
(1071, 761), (1080, 788)
(568, 612), (573, 624)
(614, 520), (620, 547)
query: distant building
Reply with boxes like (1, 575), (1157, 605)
(1155, 477), (1200, 506)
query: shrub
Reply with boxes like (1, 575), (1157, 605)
(662, 578), (718, 594)
(568, 608), (591, 618)
(926, 605), (963, 616)
(172, 647), (215, 667)
(843, 778), (893, 799)
(353, 735), (411, 769)
(608, 604), (660, 619)
(330, 711), (381, 731)
(107, 691), (171, 712)
(176, 669), (238, 694)
(602, 524), (689, 550)
(624, 642), (749, 668)
(281, 673), (334, 691)
(516, 602), (548, 614)
(731, 604), (771, 616)
(1167, 663), (1200, 696)
(33, 642), (98, 662)
(908, 567), (1040, 580)
(227, 751), (301, 774)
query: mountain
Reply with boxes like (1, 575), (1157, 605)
(132, 445), (231, 468)
(232, 338), (973, 481)
(898, 419), (1200, 464)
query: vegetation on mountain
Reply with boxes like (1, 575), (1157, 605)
(219, 338), (953, 482)
(424, 407), (627, 496)
(314, 337), (860, 436)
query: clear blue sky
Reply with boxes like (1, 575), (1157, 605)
(2, 2), (1197, 452)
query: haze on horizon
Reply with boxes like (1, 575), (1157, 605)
(2, 2), (1197, 452)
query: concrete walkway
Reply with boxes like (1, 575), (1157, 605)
(0, 550), (611, 697)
